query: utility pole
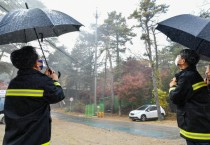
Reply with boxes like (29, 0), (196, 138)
(94, 8), (98, 115)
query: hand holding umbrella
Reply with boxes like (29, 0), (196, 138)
(169, 77), (177, 88)
(204, 64), (210, 84)
(44, 68), (58, 81)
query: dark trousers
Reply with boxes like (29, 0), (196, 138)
(186, 140), (210, 145)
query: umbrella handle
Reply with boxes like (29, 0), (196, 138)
(58, 71), (61, 78)
(39, 33), (43, 42)
(25, 3), (29, 9)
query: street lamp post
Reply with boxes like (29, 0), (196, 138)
(94, 9), (98, 115)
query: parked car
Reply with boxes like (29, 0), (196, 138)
(0, 113), (4, 124)
(0, 97), (4, 112)
(0, 97), (5, 124)
(129, 104), (166, 121)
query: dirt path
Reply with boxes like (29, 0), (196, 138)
(50, 117), (185, 145)
(0, 110), (186, 145)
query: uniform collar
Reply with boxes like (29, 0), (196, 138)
(175, 66), (197, 79)
(182, 66), (197, 72)
(17, 69), (42, 75)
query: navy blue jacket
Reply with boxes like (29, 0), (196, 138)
(3, 69), (65, 145)
(169, 66), (210, 141)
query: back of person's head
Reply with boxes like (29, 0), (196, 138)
(179, 49), (200, 66)
(10, 46), (38, 69)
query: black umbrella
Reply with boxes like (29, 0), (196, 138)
(0, 3), (83, 69)
(156, 14), (210, 60)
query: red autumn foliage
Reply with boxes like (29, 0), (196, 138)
(97, 78), (112, 97)
(115, 72), (148, 102)
(129, 96), (137, 103)
(115, 58), (152, 103)
(97, 57), (152, 104)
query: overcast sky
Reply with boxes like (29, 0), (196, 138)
(40, 0), (209, 57)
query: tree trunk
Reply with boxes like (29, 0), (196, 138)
(10, 67), (17, 79)
(152, 28), (159, 70)
(116, 33), (122, 116)
(107, 49), (115, 114)
(118, 100), (122, 116)
(145, 21), (162, 121)
(0, 51), (4, 61)
(151, 65), (162, 120)
(152, 27), (163, 89)
(102, 50), (108, 98)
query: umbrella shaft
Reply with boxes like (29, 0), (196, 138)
(25, 1), (51, 73)
(33, 28), (50, 69)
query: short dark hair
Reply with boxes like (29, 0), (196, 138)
(10, 46), (38, 69)
(180, 49), (200, 66)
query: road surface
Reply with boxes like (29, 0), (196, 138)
(52, 112), (180, 140)
(0, 111), (186, 145)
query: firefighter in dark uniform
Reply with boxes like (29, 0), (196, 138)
(3, 46), (65, 145)
(169, 49), (210, 145)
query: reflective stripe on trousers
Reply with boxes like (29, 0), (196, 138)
(41, 141), (50, 145)
(180, 129), (210, 140)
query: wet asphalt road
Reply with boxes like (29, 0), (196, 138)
(52, 112), (180, 140)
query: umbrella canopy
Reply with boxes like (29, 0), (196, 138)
(156, 14), (210, 60)
(0, 8), (83, 45)
(0, 7), (83, 70)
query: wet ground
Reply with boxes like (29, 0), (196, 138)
(52, 112), (180, 140)
(0, 112), (185, 145)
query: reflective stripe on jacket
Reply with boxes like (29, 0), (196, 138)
(192, 82), (207, 91)
(169, 81), (207, 93)
(6, 89), (44, 97)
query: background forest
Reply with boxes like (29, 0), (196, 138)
(0, 0), (209, 117)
